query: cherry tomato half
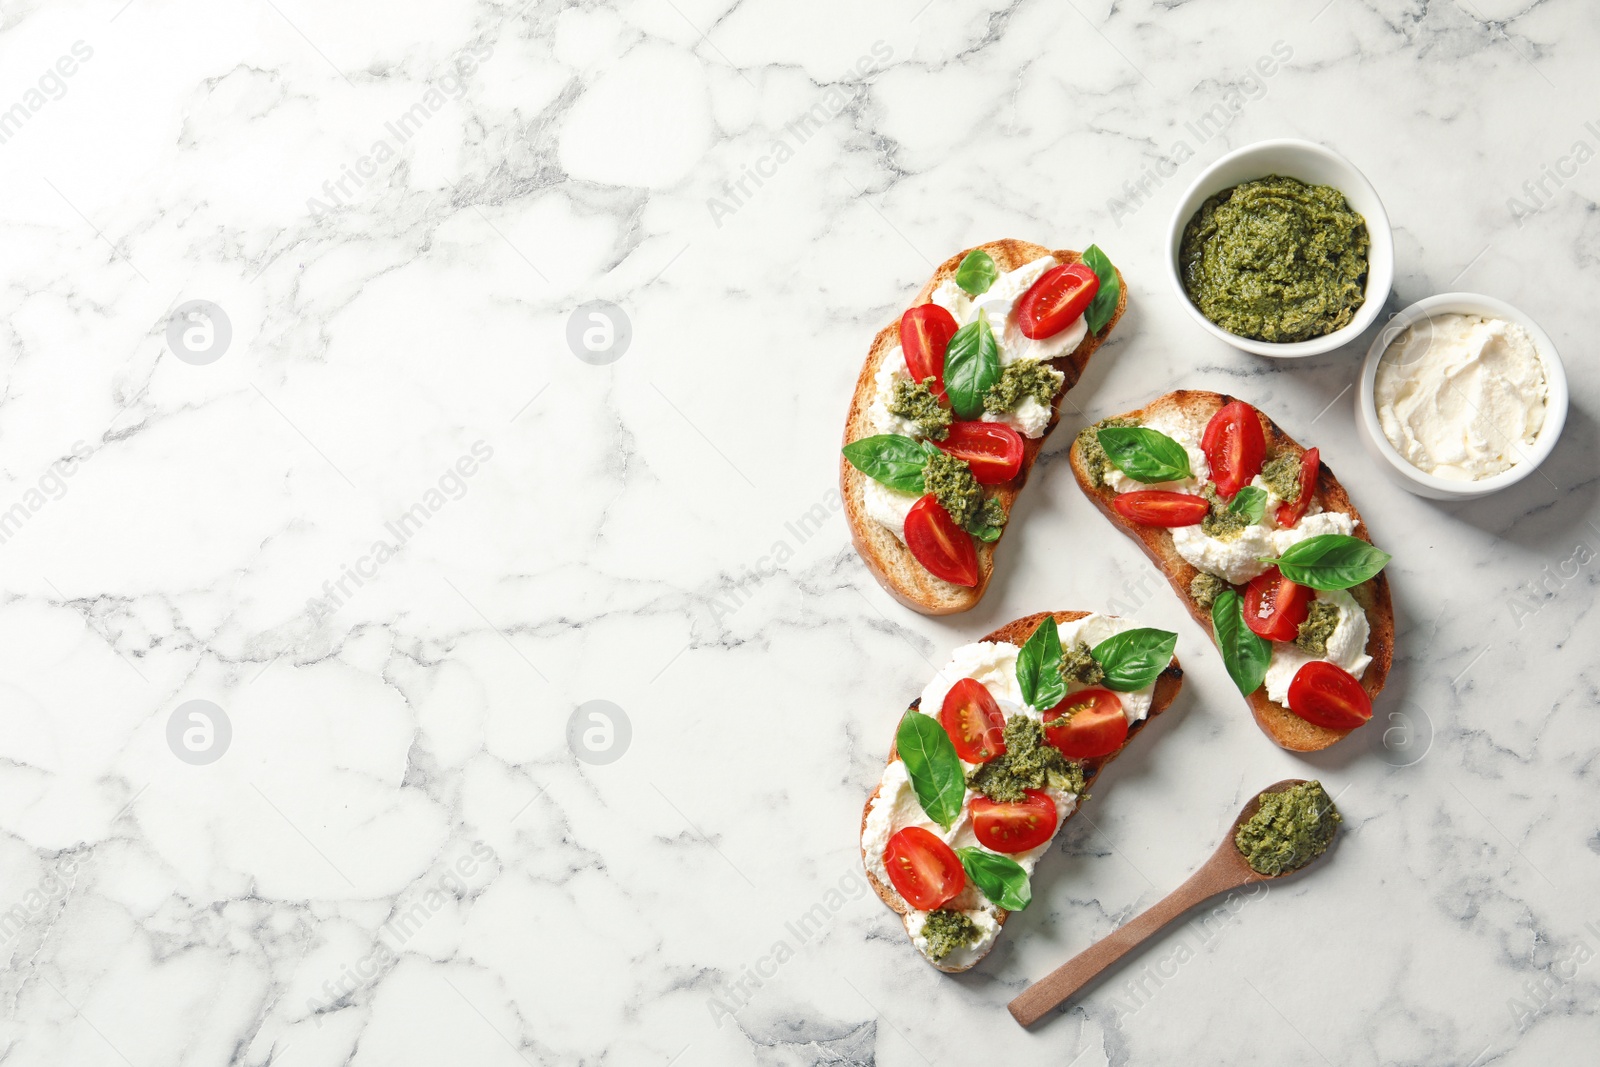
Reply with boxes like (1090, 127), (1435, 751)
(940, 677), (1007, 763)
(1243, 567), (1313, 642)
(937, 421), (1024, 485)
(899, 304), (959, 402)
(1112, 490), (1210, 527)
(971, 790), (1059, 854)
(1275, 447), (1320, 528)
(1286, 660), (1373, 731)
(1016, 262), (1099, 340)
(1042, 688), (1128, 759)
(883, 826), (966, 909)
(1201, 400), (1267, 499)
(904, 495), (979, 587)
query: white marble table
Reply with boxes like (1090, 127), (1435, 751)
(1, 1), (1596, 1064)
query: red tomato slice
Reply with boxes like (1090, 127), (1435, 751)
(1275, 447), (1320, 528)
(899, 304), (958, 402)
(936, 421), (1024, 485)
(971, 790), (1059, 854)
(1243, 567), (1313, 642)
(1016, 263), (1099, 340)
(1201, 400), (1267, 498)
(883, 826), (966, 909)
(1287, 661), (1373, 731)
(1042, 688), (1128, 759)
(904, 495), (979, 587)
(940, 678), (1007, 763)
(1112, 490), (1210, 527)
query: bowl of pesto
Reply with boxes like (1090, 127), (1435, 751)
(1167, 139), (1394, 358)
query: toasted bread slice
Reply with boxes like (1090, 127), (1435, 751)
(1068, 390), (1394, 752)
(841, 240), (1128, 615)
(860, 610), (1183, 972)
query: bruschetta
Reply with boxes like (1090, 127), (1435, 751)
(1069, 390), (1393, 752)
(861, 610), (1182, 971)
(841, 240), (1127, 614)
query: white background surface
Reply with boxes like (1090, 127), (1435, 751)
(1, 1), (1597, 1064)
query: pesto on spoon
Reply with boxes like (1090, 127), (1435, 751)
(1009, 778), (1341, 1027)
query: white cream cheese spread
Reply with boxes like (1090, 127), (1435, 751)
(1374, 313), (1548, 481)
(1263, 588), (1372, 704)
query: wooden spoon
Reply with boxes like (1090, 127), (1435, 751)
(1008, 778), (1333, 1028)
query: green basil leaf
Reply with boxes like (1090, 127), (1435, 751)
(1096, 426), (1192, 484)
(895, 711), (965, 831)
(841, 434), (929, 495)
(1212, 590), (1270, 696)
(1229, 486), (1268, 525)
(1081, 244), (1119, 334)
(955, 249), (999, 297)
(1261, 534), (1391, 591)
(1090, 627), (1177, 692)
(956, 847), (1032, 911)
(972, 523), (1003, 543)
(1016, 615), (1067, 710)
(944, 310), (1001, 420)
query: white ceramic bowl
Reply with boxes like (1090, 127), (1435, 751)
(1356, 293), (1567, 500)
(1166, 138), (1394, 358)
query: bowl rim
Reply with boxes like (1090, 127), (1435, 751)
(1356, 292), (1568, 497)
(1166, 137), (1395, 358)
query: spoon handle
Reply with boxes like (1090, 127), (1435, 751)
(1007, 854), (1250, 1027)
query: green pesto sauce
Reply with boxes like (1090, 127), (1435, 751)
(1260, 452), (1302, 503)
(1235, 780), (1341, 876)
(888, 377), (952, 440)
(923, 449), (1005, 535)
(967, 714), (1087, 803)
(1059, 641), (1105, 687)
(922, 909), (979, 960)
(1190, 571), (1231, 609)
(1200, 485), (1248, 541)
(1180, 175), (1369, 343)
(1075, 417), (1139, 489)
(984, 359), (1060, 414)
(1295, 600), (1340, 655)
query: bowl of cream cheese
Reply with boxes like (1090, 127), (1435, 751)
(1357, 293), (1567, 499)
